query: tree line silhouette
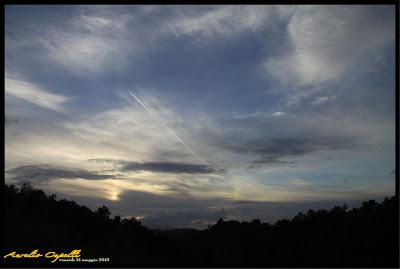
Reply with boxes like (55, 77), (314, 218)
(3, 183), (398, 267)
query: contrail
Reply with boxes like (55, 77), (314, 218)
(128, 91), (207, 165)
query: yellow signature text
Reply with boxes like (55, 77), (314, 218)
(4, 249), (42, 259)
(45, 250), (81, 263)
(4, 249), (81, 263)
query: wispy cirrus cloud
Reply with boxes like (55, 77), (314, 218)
(41, 30), (119, 74)
(169, 5), (273, 39)
(266, 6), (395, 86)
(5, 76), (70, 113)
(39, 11), (129, 75)
(5, 6), (273, 78)
(265, 6), (395, 108)
(6, 6), (143, 76)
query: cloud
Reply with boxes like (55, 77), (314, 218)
(283, 86), (324, 107)
(41, 26), (119, 74)
(5, 77), (70, 113)
(242, 136), (356, 169)
(86, 158), (229, 197)
(76, 12), (126, 32)
(5, 6), (151, 76)
(88, 158), (223, 175)
(7, 164), (111, 183)
(63, 91), (209, 165)
(253, 137), (355, 157)
(169, 6), (272, 39)
(37, 6), (266, 75)
(35, 8), (137, 75)
(272, 111), (286, 116)
(128, 91), (207, 164)
(249, 155), (295, 169)
(200, 112), (360, 169)
(111, 160), (222, 174)
(266, 6), (395, 86)
(161, 181), (220, 194)
(311, 96), (336, 106)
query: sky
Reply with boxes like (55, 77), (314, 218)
(5, 5), (396, 229)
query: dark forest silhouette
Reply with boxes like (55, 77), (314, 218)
(3, 183), (398, 267)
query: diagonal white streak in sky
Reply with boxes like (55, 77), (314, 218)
(128, 90), (207, 165)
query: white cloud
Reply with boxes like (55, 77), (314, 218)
(8, 6), (273, 76)
(63, 90), (205, 165)
(266, 6), (395, 86)
(272, 111), (286, 116)
(311, 95), (336, 106)
(77, 13), (124, 31)
(5, 77), (70, 113)
(41, 30), (118, 74)
(38, 10), (134, 75)
(169, 6), (273, 38)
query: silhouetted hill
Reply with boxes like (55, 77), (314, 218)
(3, 183), (398, 267)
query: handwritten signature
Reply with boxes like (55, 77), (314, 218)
(4, 249), (81, 263)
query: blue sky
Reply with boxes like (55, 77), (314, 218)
(5, 5), (396, 228)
